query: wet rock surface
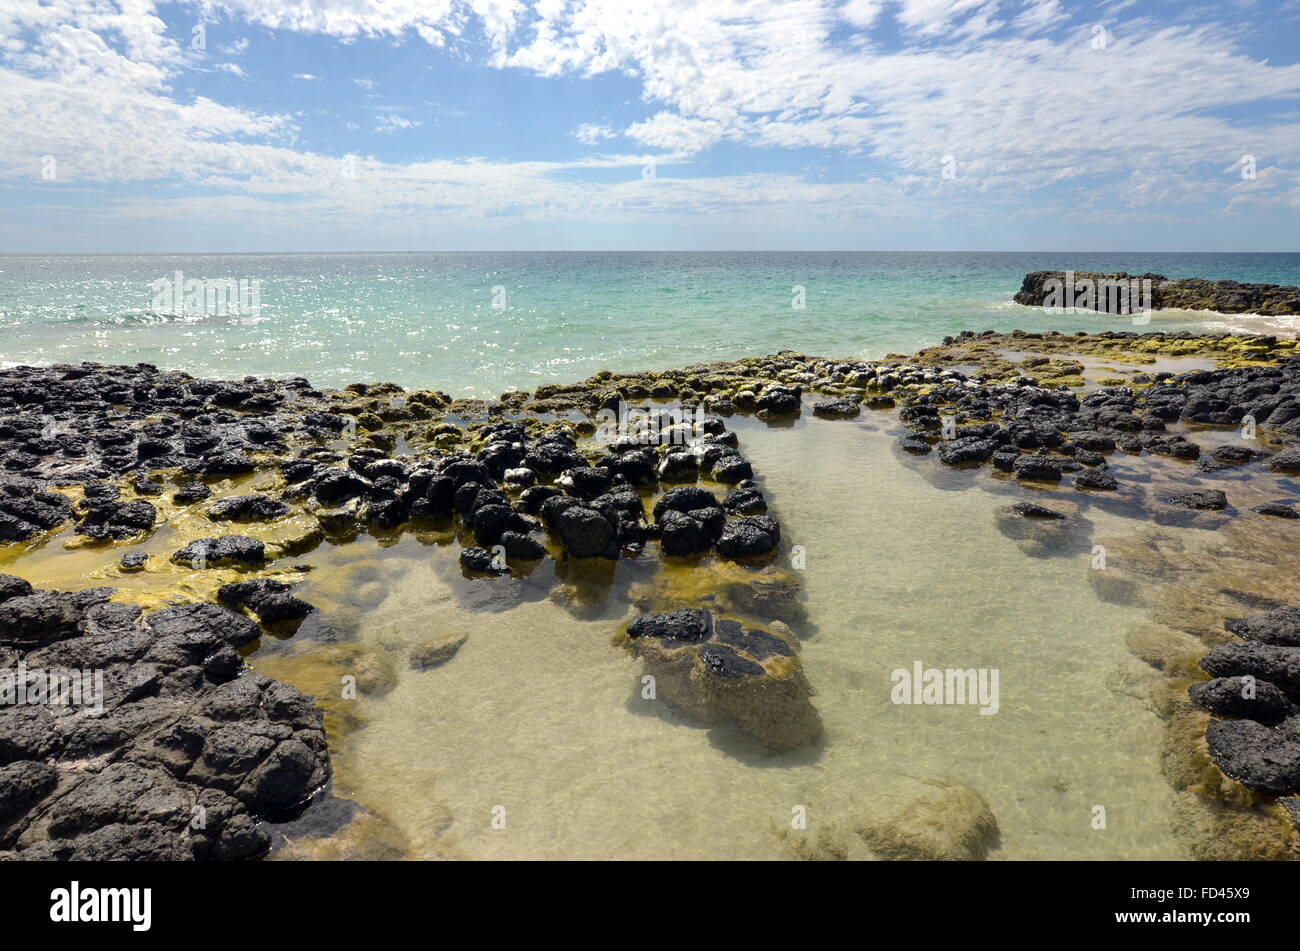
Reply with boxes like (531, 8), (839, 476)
(1188, 605), (1300, 796)
(0, 577), (329, 860)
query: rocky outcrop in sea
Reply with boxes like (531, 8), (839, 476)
(1014, 270), (1300, 315)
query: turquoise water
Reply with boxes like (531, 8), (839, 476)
(2, 252), (1297, 395)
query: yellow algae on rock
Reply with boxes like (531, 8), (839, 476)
(623, 609), (821, 750)
(271, 805), (420, 862)
(257, 514), (326, 558)
(254, 641), (397, 743)
(854, 778), (1000, 861)
(1124, 623), (1204, 678)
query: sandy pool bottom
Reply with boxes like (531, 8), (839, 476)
(256, 410), (1187, 860)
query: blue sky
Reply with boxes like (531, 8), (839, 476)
(2, 0), (1299, 251)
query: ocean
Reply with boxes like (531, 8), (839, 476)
(3, 251), (1298, 395)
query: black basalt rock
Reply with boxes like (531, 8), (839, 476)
(460, 546), (508, 575)
(812, 398), (860, 419)
(1205, 718), (1300, 794)
(1226, 606), (1300, 647)
(627, 608), (712, 644)
(716, 515), (781, 558)
(217, 579), (313, 624)
(554, 504), (617, 559)
(699, 643), (766, 679)
(171, 535), (266, 568)
(1200, 642), (1300, 701)
(313, 469), (372, 506)
(207, 494), (291, 522)
(1189, 676), (1291, 722)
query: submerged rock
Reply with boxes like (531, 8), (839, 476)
(1010, 501), (1065, 519)
(1158, 489), (1228, 511)
(995, 500), (1090, 558)
(856, 779), (1000, 861)
(1252, 501), (1299, 519)
(409, 632), (469, 670)
(624, 608), (820, 750)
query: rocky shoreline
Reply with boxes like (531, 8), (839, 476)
(3, 327), (1300, 859)
(1014, 270), (1300, 315)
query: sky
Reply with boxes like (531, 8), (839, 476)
(1, 0), (1298, 252)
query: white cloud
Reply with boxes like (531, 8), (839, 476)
(1012, 0), (1064, 32)
(1, 0), (1298, 240)
(574, 122), (615, 144)
(491, 0), (1300, 202)
(373, 114), (421, 133)
(893, 0), (993, 36)
(841, 0), (885, 29)
(0, 0), (290, 184)
(215, 61), (246, 76)
(199, 0), (522, 48)
(625, 113), (724, 154)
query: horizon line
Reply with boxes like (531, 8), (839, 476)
(2, 249), (1299, 257)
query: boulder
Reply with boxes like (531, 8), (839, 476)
(1189, 676), (1291, 722)
(75, 500), (157, 540)
(1200, 642), (1300, 701)
(1158, 489), (1228, 511)
(207, 494), (291, 522)
(1226, 606), (1300, 647)
(217, 579), (313, 624)
(716, 515), (781, 558)
(1206, 718), (1300, 793)
(171, 536), (266, 568)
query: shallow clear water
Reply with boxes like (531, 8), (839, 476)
(3, 251), (1297, 396)
(244, 410), (1185, 860)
